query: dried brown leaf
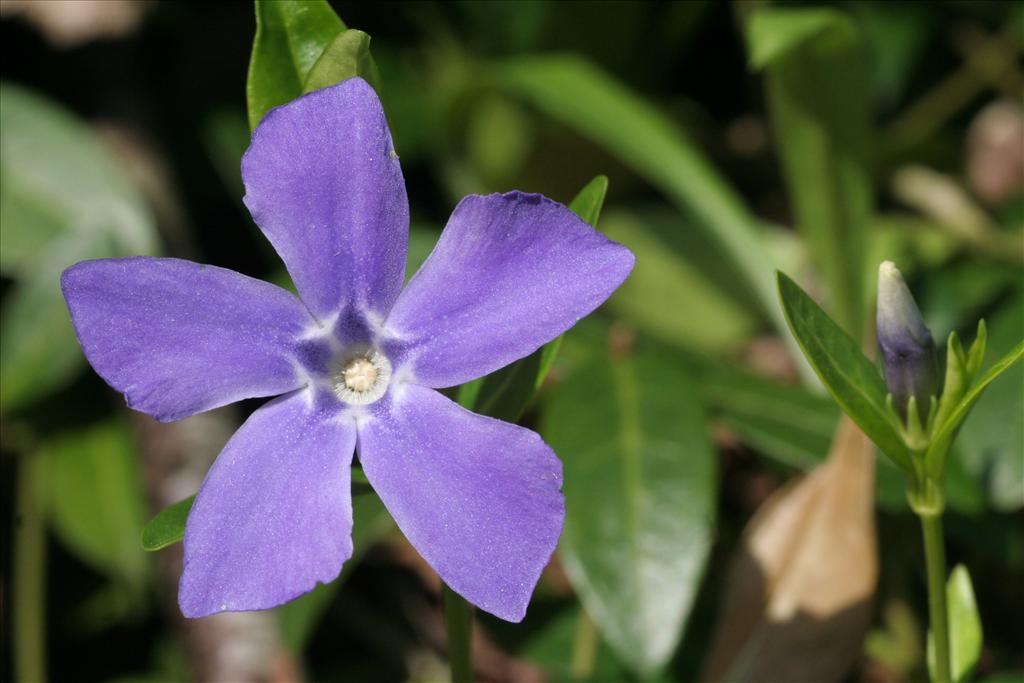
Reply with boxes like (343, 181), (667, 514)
(702, 417), (878, 683)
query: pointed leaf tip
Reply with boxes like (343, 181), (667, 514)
(777, 271), (912, 470)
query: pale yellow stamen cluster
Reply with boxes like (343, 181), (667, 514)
(342, 357), (378, 393)
(333, 348), (391, 405)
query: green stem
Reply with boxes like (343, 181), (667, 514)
(442, 582), (473, 683)
(570, 609), (598, 681)
(921, 513), (951, 683)
(14, 453), (47, 683)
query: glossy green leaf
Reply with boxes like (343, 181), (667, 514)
(543, 347), (717, 676)
(0, 83), (157, 412)
(44, 418), (149, 587)
(303, 29), (378, 94)
(458, 176), (609, 420)
(141, 496), (194, 552)
(489, 56), (814, 382)
(747, 7), (871, 334)
(777, 272), (912, 470)
(247, 0), (345, 130)
(277, 493), (394, 651)
(928, 565), (983, 683)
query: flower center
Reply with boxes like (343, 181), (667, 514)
(333, 347), (391, 405)
(343, 358), (377, 392)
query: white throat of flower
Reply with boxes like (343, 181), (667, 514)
(334, 347), (391, 405)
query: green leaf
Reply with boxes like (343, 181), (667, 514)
(928, 565), (983, 683)
(926, 337), (1024, 479)
(247, 0), (345, 130)
(601, 210), (757, 352)
(0, 235), (105, 411)
(745, 8), (857, 70)
(303, 29), (378, 94)
(44, 418), (149, 587)
(0, 82), (156, 271)
(489, 56), (814, 382)
(277, 493), (394, 651)
(141, 496), (194, 552)
(510, 605), (636, 682)
(699, 360), (839, 469)
(567, 174), (610, 228)
(957, 295), (1024, 511)
(777, 272), (912, 470)
(746, 7), (871, 334)
(458, 175), (609, 420)
(0, 83), (157, 411)
(543, 347), (717, 676)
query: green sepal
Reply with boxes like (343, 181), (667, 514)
(926, 334), (1024, 479)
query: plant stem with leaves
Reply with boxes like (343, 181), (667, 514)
(778, 264), (1024, 683)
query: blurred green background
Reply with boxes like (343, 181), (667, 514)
(1, 1), (1022, 682)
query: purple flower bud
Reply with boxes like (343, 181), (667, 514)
(877, 261), (939, 417)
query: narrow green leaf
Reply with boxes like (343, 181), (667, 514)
(746, 7), (871, 334)
(246, 0), (345, 130)
(141, 496), (194, 552)
(927, 337), (1024, 478)
(928, 565), (983, 683)
(458, 176), (609, 420)
(489, 56), (814, 383)
(543, 348), (717, 676)
(45, 418), (149, 586)
(303, 29), (378, 94)
(777, 272), (912, 470)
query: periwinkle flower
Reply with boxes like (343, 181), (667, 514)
(61, 78), (634, 621)
(877, 261), (938, 419)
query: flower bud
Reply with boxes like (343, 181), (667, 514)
(877, 261), (939, 418)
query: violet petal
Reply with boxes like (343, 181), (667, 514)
(179, 390), (355, 617)
(359, 384), (565, 622)
(242, 78), (409, 322)
(385, 192), (634, 387)
(61, 257), (314, 422)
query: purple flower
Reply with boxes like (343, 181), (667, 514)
(60, 78), (634, 622)
(877, 260), (938, 418)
